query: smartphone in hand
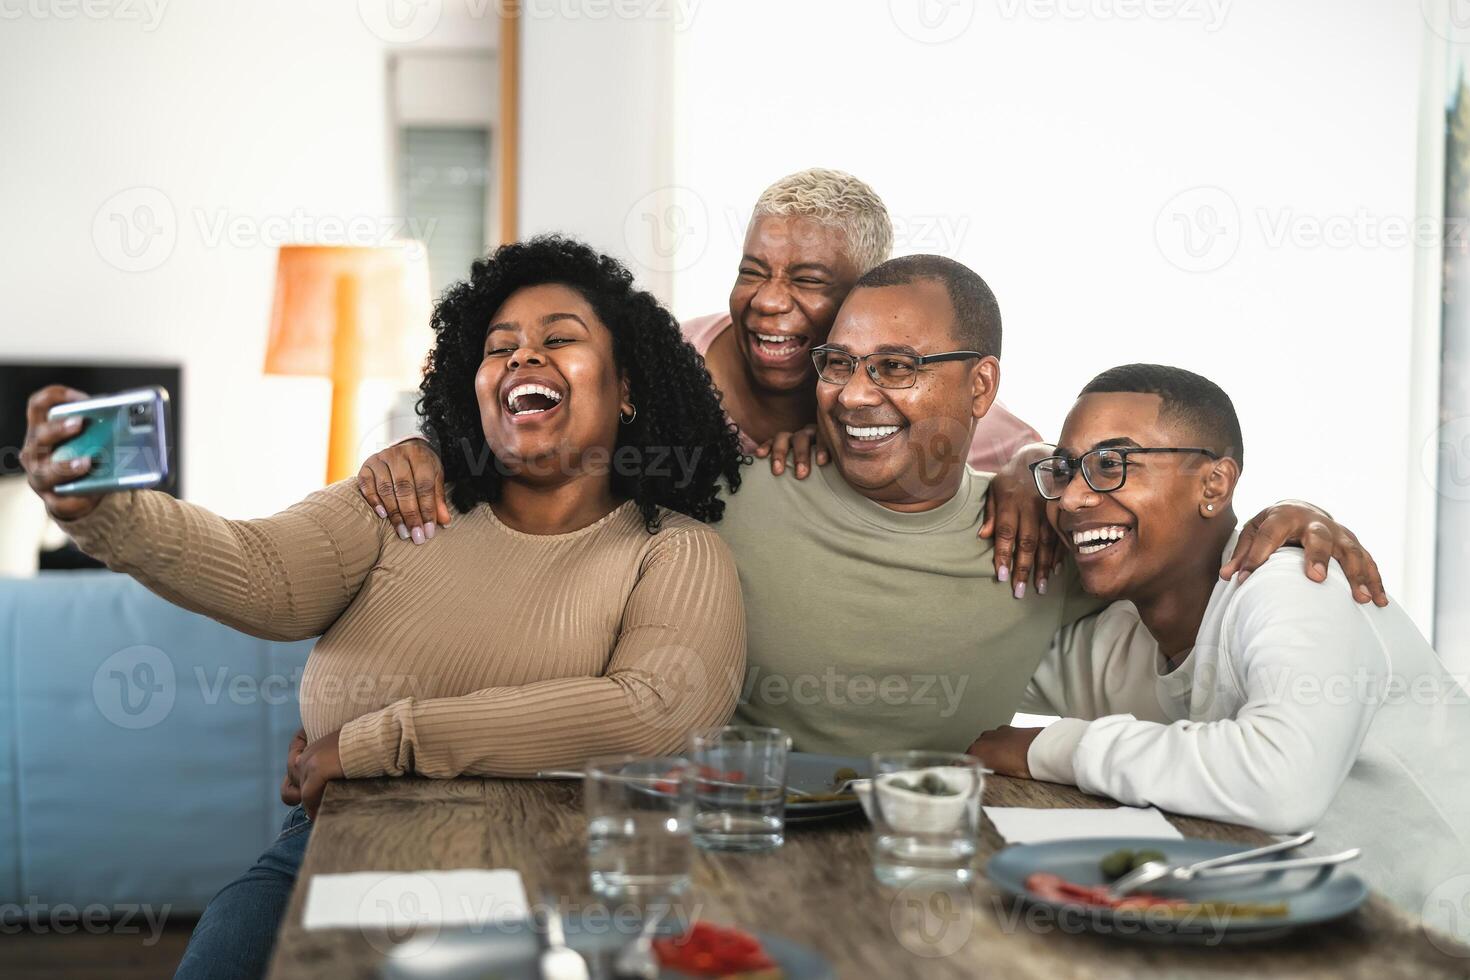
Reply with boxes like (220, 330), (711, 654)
(47, 386), (171, 495)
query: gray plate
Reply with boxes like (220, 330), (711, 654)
(985, 836), (1369, 944)
(784, 752), (867, 819)
(380, 915), (833, 979)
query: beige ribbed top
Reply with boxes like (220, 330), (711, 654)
(60, 482), (746, 779)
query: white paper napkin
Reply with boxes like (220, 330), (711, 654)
(302, 869), (530, 931)
(983, 805), (1184, 844)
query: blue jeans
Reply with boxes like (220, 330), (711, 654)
(174, 806), (311, 980)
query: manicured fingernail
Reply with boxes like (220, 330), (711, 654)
(424, 522), (436, 540)
(1037, 579), (1048, 595)
(1313, 563), (1327, 577)
(375, 505), (388, 519)
(64, 416), (82, 430)
(396, 524), (409, 540)
(1014, 581), (1027, 599)
(997, 565), (1009, 583)
(410, 526), (425, 545)
(70, 457), (88, 470)
(1236, 570), (1250, 583)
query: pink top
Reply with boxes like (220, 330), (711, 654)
(682, 312), (1043, 473)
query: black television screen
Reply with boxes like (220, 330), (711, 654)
(0, 362), (182, 497)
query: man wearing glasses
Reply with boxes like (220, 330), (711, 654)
(967, 365), (1469, 936)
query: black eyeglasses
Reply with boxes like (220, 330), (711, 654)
(1029, 447), (1221, 500)
(810, 346), (985, 390)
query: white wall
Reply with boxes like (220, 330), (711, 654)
(518, 7), (678, 298)
(0, 0), (496, 518)
(669, 0), (1431, 626)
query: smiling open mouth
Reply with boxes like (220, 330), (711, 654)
(844, 423), (902, 442)
(1072, 525), (1133, 556)
(750, 331), (808, 360)
(505, 383), (564, 416)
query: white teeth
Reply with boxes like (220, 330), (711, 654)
(844, 424), (901, 441)
(1071, 525), (1132, 555)
(755, 333), (803, 355)
(505, 383), (563, 415)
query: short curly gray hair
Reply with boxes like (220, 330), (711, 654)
(750, 168), (894, 274)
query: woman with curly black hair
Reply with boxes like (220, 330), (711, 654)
(399, 233), (743, 532)
(20, 235), (747, 980)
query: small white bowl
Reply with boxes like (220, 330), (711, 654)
(857, 767), (980, 834)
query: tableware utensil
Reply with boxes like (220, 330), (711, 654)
(1109, 830), (1315, 895)
(1114, 848), (1361, 897)
(689, 726), (790, 852)
(584, 756), (694, 900)
(986, 836), (1370, 944)
(610, 906), (666, 980)
(538, 897), (590, 980)
(868, 751), (984, 886)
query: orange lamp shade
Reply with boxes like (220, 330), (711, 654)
(264, 243), (433, 483)
(264, 243), (432, 385)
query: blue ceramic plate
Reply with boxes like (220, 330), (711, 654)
(380, 914), (834, 979)
(783, 752), (868, 820)
(986, 836), (1369, 944)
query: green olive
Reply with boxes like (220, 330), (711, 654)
(1131, 849), (1167, 871)
(1099, 849), (1135, 879)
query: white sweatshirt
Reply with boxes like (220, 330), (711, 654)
(1022, 542), (1470, 937)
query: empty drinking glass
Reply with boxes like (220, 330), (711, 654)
(689, 726), (789, 852)
(869, 751), (984, 886)
(585, 755), (694, 900)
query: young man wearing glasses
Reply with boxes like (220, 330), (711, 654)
(968, 364), (1469, 934)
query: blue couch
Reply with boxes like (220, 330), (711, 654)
(0, 571), (314, 913)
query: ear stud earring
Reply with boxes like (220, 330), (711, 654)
(1206, 504), (1215, 512)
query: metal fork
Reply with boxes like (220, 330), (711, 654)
(1110, 831), (1316, 895)
(539, 895), (589, 980)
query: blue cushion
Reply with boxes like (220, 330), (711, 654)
(0, 571), (313, 911)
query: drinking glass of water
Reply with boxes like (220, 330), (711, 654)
(585, 755), (694, 901)
(689, 726), (789, 852)
(868, 751), (984, 886)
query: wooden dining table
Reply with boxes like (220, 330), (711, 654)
(266, 775), (1469, 980)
